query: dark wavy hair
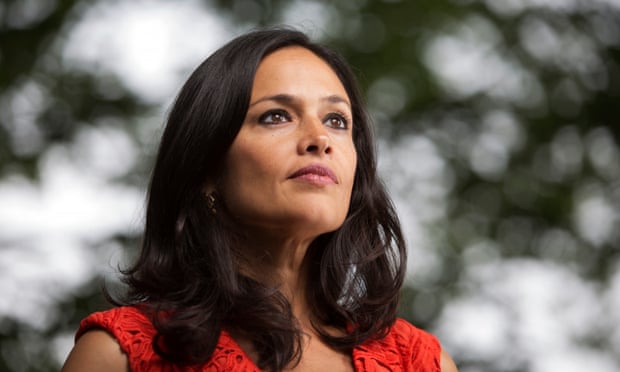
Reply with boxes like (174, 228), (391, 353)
(118, 28), (406, 371)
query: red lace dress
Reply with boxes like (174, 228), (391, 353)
(76, 306), (441, 371)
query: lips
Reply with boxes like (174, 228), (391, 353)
(288, 164), (338, 185)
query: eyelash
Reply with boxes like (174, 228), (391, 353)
(324, 112), (349, 130)
(258, 109), (291, 124)
(258, 109), (350, 130)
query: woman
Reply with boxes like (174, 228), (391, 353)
(62, 28), (457, 371)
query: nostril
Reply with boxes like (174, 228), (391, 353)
(302, 134), (330, 154)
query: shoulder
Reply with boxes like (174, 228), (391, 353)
(355, 318), (456, 372)
(440, 348), (458, 372)
(63, 306), (160, 372)
(390, 318), (441, 361)
(75, 306), (155, 341)
(62, 329), (128, 371)
(390, 319), (458, 372)
(64, 306), (261, 371)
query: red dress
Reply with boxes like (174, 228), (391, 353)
(76, 306), (441, 371)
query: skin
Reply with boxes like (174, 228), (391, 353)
(218, 46), (357, 296)
(61, 46), (458, 372)
(61, 330), (128, 371)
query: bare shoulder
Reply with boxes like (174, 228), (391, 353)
(62, 330), (129, 372)
(440, 348), (458, 372)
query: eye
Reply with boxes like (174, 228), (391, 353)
(258, 109), (291, 125)
(324, 113), (349, 129)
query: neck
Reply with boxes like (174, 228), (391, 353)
(238, 229), (315, 312)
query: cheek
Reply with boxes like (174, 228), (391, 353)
(219, 142), (276, 206)
(220, 145), (251, 203)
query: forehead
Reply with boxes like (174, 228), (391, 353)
(252, 46), (347, 94)
(261, 46), (326, 65)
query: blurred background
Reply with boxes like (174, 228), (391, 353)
(1, 0), (619, 370)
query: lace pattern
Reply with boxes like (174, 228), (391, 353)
(77, 307), (440, 371)
(352, 318), (441, 372)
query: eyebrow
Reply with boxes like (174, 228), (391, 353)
(248, 93), (351, 108)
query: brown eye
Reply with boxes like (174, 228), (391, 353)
(324, 113), (348, 129)
(259, 109), (291, 124)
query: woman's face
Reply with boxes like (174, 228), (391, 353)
(218, 46), (357, 240)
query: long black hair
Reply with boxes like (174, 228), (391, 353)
(119, 28), (406, 371)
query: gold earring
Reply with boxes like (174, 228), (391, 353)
(206, 193), (217, 215)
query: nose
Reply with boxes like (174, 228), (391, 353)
(297, 119), (332, 156)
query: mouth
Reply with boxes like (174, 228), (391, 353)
(288, 164), (338, 185)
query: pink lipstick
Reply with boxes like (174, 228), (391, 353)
(288, 164), (338, 185)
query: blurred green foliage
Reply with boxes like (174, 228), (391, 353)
(0, 0), (618, 370)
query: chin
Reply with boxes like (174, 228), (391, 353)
(305, 215), (347, 235)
